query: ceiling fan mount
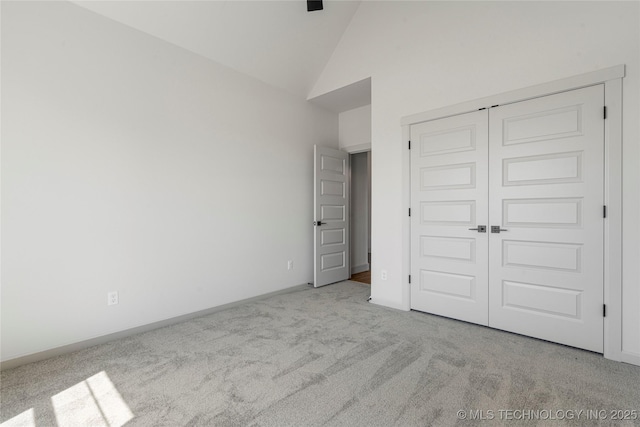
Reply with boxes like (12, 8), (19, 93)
(307, 0), (323, 12)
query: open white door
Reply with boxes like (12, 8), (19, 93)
(314, 145), (349, 287)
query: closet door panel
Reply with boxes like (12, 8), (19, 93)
(488, 85), (605, 352)
(410, 110), (489, 326)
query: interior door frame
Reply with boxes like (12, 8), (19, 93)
(347, 148), (372, 277)
(344, 144), (372, 280)
(400, 65), (628, 364)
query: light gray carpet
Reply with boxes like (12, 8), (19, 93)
(1, 281), (639, 426)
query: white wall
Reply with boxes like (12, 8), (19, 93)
(350, 152), (369, 274)
(310, 1), (640, 359)
(339, 104), (371, 151)
(340, 106), (372, 274)
(1, 1), (337, 362)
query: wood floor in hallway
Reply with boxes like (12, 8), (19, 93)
(350, 270), (370, 284)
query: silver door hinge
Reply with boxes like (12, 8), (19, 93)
(603, 304), (606, 317)
(604, 106), (607, 119)
(603, 205), (607, 218)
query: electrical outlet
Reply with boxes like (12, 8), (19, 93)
(107, 291), (119, 306)
(381, 270), (387, 280)
(287, 260), (293, 270)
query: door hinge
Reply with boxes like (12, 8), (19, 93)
(603, 304), (606, 317)
(408, 140), (411, 149)
(408, 208), (411, 217)
(603, 106), (607, 119)
(603, 205), (607, 218)
(408, 275), (411, 284)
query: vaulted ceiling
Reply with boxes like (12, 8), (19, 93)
(73, 1), (362, 102)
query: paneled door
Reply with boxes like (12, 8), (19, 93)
(313, 145), (350, 287)
(410, 85), (605, 352)
(410, 110), (489, 325)
(488, 85), (604, 352)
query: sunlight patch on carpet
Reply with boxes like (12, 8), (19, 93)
(51, 371), (133, 427)
(0, 408), (35, 427)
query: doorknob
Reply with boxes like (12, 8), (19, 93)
(468, 225), (487, 233)
(314, 221), (325, 226)
(491, 226), (508, 233)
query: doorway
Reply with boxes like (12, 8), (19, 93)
(312, 147), (371, 287)
(349, 151), (371, 284)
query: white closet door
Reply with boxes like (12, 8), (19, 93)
(488, 85), (605, 352)
(410, 110), (489, 326)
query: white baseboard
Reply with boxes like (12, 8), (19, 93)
(621, 350), (640, 367)
(369, 297), (410, 312)
(0, 284), (310, 371)
(351, 263), (370, 275)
